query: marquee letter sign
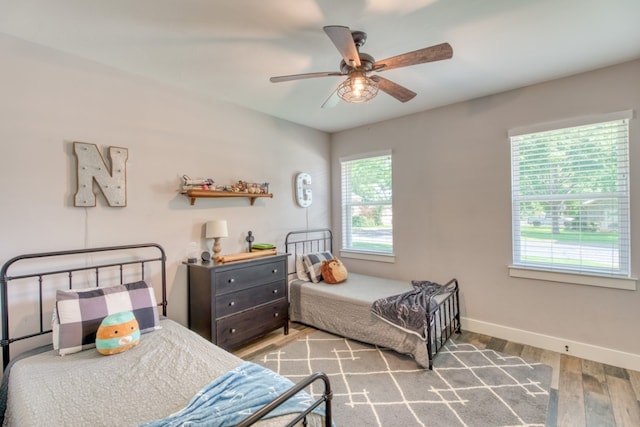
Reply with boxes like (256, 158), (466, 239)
(74, 142), (128, 207)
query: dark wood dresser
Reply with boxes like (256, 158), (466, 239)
(186, 254), (289, 350)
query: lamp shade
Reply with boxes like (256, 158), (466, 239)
(206, 220), (228, 238)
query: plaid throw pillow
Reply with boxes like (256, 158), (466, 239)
(55, 280), (160, 355)
(302, 251), (334, 283)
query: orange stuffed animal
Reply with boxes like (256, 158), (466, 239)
(320, 258), (348, 284)
(95, 311), (140, 355)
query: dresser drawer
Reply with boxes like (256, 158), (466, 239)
(216, 259), (285, 295)
(187, 254), (289, 348)
(215, 281), (286, 318)
(216, 300), (288, 350)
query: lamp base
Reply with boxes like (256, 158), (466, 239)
(212, 237), (222, 258)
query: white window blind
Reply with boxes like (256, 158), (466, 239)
(510, 112), (631, 277)
(341, 151), (393, 255)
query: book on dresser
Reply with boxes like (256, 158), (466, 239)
(186, 253), (289, 350)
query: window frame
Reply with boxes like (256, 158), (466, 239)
(339, 150), (394, 262)
(508, 110), (636, 290)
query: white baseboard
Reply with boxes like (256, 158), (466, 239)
(462, 317), (640, 372)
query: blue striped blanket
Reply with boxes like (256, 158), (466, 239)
(142, 361), (320, 427)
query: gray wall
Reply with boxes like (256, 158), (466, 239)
(0, 33), (331, 327)
(332, 59), (640, 368)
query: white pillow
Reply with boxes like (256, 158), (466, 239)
(295, 255), (311, 282)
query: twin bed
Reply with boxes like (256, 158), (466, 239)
(0, 244), (331, 426)
(285, 229), (461, 370)
(0, 230), (460, 425)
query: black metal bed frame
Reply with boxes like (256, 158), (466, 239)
(237, 371), (332, 427)
(426, 277), (461, 369)
(0, 243), (332, 426)
(1, 243), (168, 369)
(285, 228), (461, 369)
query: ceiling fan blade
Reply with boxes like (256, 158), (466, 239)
(373, 42), (453, 72)
(270, 71), (343, 83)
(321, 88), (341, 109)
(370, 76), (416, 103)
(323, 25), (361, 68)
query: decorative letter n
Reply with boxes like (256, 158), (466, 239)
(74, 142), (128, 207)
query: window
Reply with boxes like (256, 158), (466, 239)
(510, 111), (631, 281)
(340, 151), (393, 258)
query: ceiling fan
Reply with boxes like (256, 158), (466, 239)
(270, 25), (453, 107)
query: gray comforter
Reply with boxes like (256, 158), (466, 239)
(370, 280), (443, 339)
(2, 319), (322, 427)
(290, 273), (434, 368)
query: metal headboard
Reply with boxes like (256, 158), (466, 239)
(0, 243), (167, 369)
(284, 229), (333, 277)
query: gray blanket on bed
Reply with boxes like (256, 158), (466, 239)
(370, 280), (442, 338)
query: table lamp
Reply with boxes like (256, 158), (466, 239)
(206, 220), (228, 258)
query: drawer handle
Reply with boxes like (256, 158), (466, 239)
(230, 328), (236, 334)
(274, 313), (279, 317)
(229, 301), (235, 306)
(272, 289), (278, 294)
(272, 269), (278, 274)
(228, 278), (235, 283)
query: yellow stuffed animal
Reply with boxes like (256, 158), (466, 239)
(96, 311), (140, 355)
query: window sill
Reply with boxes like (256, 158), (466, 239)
(340, 250), (395, 263)
(508, 266), (637, 290)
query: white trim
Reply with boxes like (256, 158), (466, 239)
(462, 317), (640, 371)
(508, 109), (634, 137)
(509, 113), (631, 278)
(339, 249), (395, 263)
(508, 266), (637, 290)
(339, 149), (392, 163)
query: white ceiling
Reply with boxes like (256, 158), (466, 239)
(2, 0), (640, 133)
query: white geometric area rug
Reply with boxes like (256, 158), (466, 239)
(252, 330), (552, 427)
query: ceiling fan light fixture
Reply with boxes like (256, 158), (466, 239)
(270, 26), (453, 107)
(337, 70), (378, 103)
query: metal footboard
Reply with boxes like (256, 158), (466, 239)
(426, 278), (461, 369)
(237, 371), (333, 427)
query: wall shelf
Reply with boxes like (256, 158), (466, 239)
(183, 189), (273, 206)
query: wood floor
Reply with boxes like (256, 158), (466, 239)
(233, 322), (640, 427)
